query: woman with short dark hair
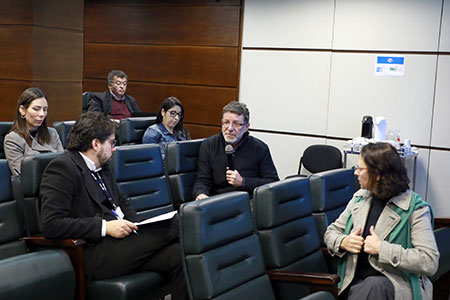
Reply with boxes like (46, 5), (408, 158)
(4, 88), (63, 175)
(142, 96), (190, 160)
(325, 142), (439, 300)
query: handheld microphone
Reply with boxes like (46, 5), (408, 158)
(225, 144), (235, 171)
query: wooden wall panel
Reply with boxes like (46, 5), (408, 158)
(34, 27), (83, 81)
(86, 0), (240, 5)
(36, 82), (82, 124)
(0, 27), (33, 80)
(0, 0), (32, 25)
(34, 0), (83, 30)
(85, 5), (240, 46)
(0, 80), (31, 121)
(84, 79), (237, 125)
(84, 0), (242, 139)
(84, 44), (238, 87)
(185, 124), (221, 140)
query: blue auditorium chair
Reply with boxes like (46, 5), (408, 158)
(118, 116), (157, 145)
(179, 191), (336, 300)
(309, 168), (356, 246)
(53, 120), (75, 148)
(165, 139), (203, 208)
(0, 121), (13, 159)
(0, 158), (75, 300)
(112, 143), (174, 219)
(253, 178), (339, 299)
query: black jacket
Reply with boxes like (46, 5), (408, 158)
(39, 150), (141, 278)
(193, 132), (279, 198)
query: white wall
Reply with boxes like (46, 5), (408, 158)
(240, 0), (450, 217)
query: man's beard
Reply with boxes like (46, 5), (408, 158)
(97, 149), (111, 166)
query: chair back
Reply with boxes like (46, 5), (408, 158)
(112, 144), (173, 219)
(119, 116), (157, 145)
(180, 192), (276, 300)
(165, 139), (203, 206)
(0, 159), (27, 260)
(53, 121), (75, 148)
(82, 92), (92, 112)
(0, 122), (13, 159)
(309, 168), (356, 246)
(253, 177), (329, 299)
(0, 158), (75, 299)
(20, 153), (62, 236)
(300, 145), (343, 175)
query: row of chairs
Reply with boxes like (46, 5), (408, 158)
(1, 140), (353, 300)
(1, 138), (448, 299)
(0, 116), (157, 161)
(53, 116), (157, 148)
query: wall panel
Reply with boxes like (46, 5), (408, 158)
(240, 50), (331, 135)
(34, 27), (83, 82)
(333, 0), (442, 51)
(441, 0), (450, 51)
(0, 0), (32, 25)
(242, 0), (334, 49)
(0, 80), (31, 121)
(36, 82), (82, 124)
(84, 44), (238, 87)
(431, 55), (450, 147)
(0, 27), (33, 81)
(85, 5), (239, 46)
(327, 52), (436, 145)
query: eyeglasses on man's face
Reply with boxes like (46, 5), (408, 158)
(221, 120), (246, 130)
(168, 110), (183, 118)
(107, 138), (117, 147)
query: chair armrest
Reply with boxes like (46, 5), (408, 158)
(266, 269), (339, 300)
(435, 218), (450, 230)
(24, 236), (87, 300)
(23, 235), (86, 248)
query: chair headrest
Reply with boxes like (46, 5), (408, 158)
(309, 168), (355, 211)
(254, 177), (312, 229)
(165, 139), (203, 174)
(180, 191), (253, 254)
(113, 144), (163, 181)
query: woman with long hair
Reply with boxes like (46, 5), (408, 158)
(325, 142), (439, 300)
(4, 88), (63, 175)
(142, 96), (190, 160)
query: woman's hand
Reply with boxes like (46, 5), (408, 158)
(340, 226), (364, 253)
(364, 226), (381, 255)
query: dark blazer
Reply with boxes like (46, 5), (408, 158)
(40, 150), (141, 278)
(87, 91), (141, 116)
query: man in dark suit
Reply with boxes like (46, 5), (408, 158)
(39, 111), (187, 299)
(88, 70), (141, 122)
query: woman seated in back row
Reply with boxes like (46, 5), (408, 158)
(4, 88), (63, 176)
(142, 96), (190, 160)
(324, 142), (439, 300)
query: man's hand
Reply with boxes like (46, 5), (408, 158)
(340, 226), (364, 254)
(196, 193), (209, 200)
(364, 226), (381, 255)
(106, 219), (138, 238)
(226, 169), (243, 187)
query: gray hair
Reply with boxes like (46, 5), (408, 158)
(222, 101), (250, 124)
(107, 70), (128, 85)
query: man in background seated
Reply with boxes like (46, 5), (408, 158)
(40, 111), (187, 299)
(88, 70), (141, 122)
(193, 101), (279, 200)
